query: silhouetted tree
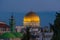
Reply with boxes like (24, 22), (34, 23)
(50, 12), (60, 40)
(22, 27), (31, 40)
(26, 27), (31, 40)
(21, 33), (26, 40)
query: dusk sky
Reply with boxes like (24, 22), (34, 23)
(0, 0), (60, 27)
(0, 0), (60, 12)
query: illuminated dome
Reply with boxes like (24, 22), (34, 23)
(23, 12), (40, 27)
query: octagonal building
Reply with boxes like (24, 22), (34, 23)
(23, 11), (40, 27)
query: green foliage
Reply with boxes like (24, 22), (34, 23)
(13, 32), (23, 38)
(54, 13), (60, 26)
(1, 32), (16, 38)
(50, 12), (60, 40)
(0, 32), (23, 39)
(22, 27), (31, 40)
(26, 27), (31, 40)
(21, 33), (27, 40)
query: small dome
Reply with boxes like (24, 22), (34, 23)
(23, 11), (40, 26)
(0, 22), (9, 28)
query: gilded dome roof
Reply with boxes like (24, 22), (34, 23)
(25, 12), (37, 16)
(23, 12), (40, 26)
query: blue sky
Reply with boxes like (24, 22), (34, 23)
(0, 12), (56, 27)
(0, 0), (60, 12)
(0, 0), (60, 27)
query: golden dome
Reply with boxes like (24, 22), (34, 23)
(23, 12), (40, 26)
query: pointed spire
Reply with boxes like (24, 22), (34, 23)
(11, 12), (14, 19)
(10, 12), (15, 32)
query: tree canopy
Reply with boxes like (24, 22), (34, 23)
(0, 32), (23, 39)
(50, 12), (60, 40)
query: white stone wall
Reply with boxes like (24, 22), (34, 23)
(39, 32), (53, 40)
(15, 26), (24, 32)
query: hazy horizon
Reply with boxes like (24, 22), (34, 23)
(0, 11), (56, 27)
(0, 0), (59, 27)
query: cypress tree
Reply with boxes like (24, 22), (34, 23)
(50, 12), (60, 40)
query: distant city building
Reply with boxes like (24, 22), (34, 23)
(0, 22), (10, 34)
(23, 11), (53, 40)
(0, 11), (54, 40)
(14, 11), (54, 40)
(23, 11), (41, 40)
(43, 26), (50, 32)
(15, 26), (24, 32)
(0, 15), (23, 40)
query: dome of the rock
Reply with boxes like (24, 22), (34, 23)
(23, 12), (40, 27)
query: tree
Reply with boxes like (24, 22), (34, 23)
(26, 27), (31, 40)
(22, 27), (31, 40)
(50, 12), (60, 40)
